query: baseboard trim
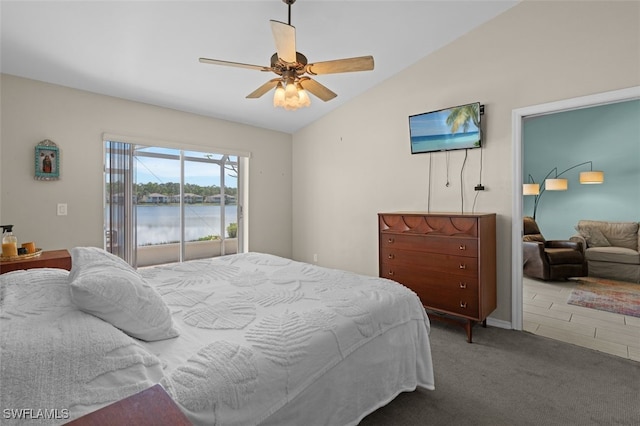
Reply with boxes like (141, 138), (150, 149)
(487, 317), (512, 329)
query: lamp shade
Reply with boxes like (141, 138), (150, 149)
(545, 178), (568, 191)
(579, 170), (604, 184)
(522, 183), (540, 196)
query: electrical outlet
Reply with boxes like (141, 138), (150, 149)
(313, 253), (318, 262)
(57, 203), (68, 216)
(474, 185), (485, 191)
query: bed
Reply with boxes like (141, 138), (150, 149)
(0, 247), (434, 425)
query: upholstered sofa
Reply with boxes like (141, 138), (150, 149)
(571, 220), (640, 283)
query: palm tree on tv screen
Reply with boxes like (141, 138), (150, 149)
(446, 104), (480, 134)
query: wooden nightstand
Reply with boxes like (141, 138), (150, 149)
(0, 249), (72, 274)
(65, 384), (192, 425)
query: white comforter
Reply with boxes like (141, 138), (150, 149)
(1, 253), (434, 425)
(0, 268), (165, 425)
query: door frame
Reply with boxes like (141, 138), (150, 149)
(510, 86), (640, 330)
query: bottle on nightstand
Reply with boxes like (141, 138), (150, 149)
(2, 225), (18, 257)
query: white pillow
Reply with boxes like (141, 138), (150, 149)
(69, 247), (179, 342)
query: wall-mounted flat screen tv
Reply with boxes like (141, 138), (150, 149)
(409, 102), (482, 154)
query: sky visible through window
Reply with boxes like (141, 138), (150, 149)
(134, 147), (237, 188)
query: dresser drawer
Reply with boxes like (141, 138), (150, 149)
(380, 248), (478, 277)
(380, 233), (478, 257)
(426, 293), (480, 318)
(386, 269), (480, 318)
(380, 266), (478, 291)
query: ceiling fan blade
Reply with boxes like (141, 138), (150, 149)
(246, 79), (281, 99)
(306, 55), (374, 75)
(199, 57), (271, 72)
(299, 78), (337, 102)
(270, 20), (296, 63)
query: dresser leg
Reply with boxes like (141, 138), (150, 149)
(427, 310), (478, 343)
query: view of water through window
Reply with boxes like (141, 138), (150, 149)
(134, 204), (238, 245)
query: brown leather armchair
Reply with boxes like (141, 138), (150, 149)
(522, 216), (587, 281)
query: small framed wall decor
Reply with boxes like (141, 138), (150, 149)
(35, 139), (60, 181)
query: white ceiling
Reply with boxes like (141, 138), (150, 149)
(1, 1), (519, 134)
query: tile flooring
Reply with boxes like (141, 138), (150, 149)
(523, 277), (640, 362)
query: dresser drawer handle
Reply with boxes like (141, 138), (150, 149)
(388, 253), (395, 259)
(459, 264), (467, 270)
(460, 301), (468, 308)
(388, 270), (395, 276)
(459, 244), (466, 250)
(459, 282), (467, 289)
(388, 238), (394, 244)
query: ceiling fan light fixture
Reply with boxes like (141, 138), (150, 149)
(284, 81), (298, 100)
(283, 81), (299, 110)
(273, 82), (286, 107)
(273, 80), (310, 111)
(296, 83), (311, 107)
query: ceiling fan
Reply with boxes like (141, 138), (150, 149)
(199, 0), (374, 110)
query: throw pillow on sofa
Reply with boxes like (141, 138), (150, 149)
(575, 225), (611, 248)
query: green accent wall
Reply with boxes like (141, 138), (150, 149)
(523, 99), (640, 239)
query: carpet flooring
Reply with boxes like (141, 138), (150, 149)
(567, 277), (640, 318)
(359, 321), (640, 426)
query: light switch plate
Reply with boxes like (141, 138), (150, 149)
(57, 203), (68, 216)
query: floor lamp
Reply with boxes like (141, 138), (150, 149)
(523, 161), (604, 220)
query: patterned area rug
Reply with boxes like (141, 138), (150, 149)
(567, 277), (640, 318)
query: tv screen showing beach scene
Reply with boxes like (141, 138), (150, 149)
(409, 102), (481, 154)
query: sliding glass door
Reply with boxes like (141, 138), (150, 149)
(105, 140), (244, 267)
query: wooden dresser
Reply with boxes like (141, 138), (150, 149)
(378, 212), (496, 342)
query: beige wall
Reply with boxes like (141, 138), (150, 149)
(291, 1), (640, 323)
(0, 75), (293, 258)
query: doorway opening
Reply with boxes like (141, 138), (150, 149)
(511, 86), (640, 332)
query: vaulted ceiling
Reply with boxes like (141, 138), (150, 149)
(1, 1), (519, 133)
